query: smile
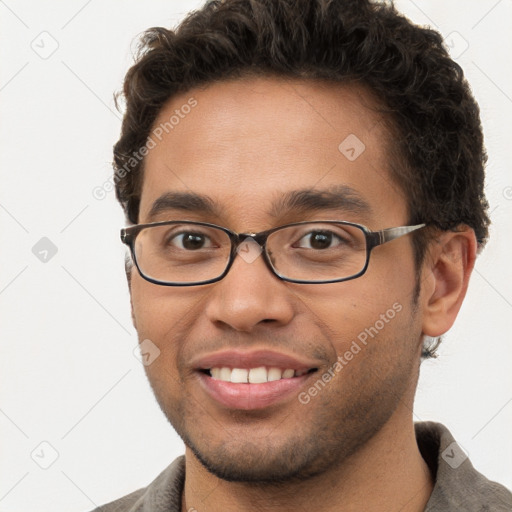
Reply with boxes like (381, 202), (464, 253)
(192, 349), (320, 410)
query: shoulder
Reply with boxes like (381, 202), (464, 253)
(90, 455), (185, 512)
(416, 421), (512, 512)
(91, 488), (146, 512)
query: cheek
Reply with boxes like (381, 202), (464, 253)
(131, 274), (194, 336)
(290, 255), (417, 358)
(130, 276), (200, 379)
(130, 275), (218, 377)
(130, 278), (194, 400)
(295, 274), (407, 329)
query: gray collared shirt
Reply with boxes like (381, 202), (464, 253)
(93, 422), (512, 511)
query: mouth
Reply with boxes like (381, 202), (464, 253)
(192, 350), (320, 410)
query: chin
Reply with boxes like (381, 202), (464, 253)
(185, 437), (331, 484)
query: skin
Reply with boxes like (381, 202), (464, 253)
(129, 77), (477, 512)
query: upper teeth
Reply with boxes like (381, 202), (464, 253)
(210, 366), (307, 383)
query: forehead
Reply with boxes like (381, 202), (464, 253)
(139, 77), (407, 227)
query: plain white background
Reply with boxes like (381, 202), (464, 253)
(0, 1), (511, 510)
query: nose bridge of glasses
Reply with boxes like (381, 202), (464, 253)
(228, 231), (275, 272)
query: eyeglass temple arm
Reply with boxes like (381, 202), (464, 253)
(368, 224), (426, 249)
(120, 227), (140, 245)
(120, 229), (130, 244)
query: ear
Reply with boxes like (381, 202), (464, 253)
(130, 295), (137, 329)
(421, 226), (477, 337)
(125, 254), (137, 329)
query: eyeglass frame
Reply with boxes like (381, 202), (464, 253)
(120, 220), (426, 286)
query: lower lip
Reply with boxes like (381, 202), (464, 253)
(197, 371), (315, 410)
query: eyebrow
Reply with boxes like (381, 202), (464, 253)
(146, 185), (372, 222)
(269, 185), (372, 218)
(147, 192), (218, 220)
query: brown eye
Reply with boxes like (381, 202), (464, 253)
(296, 231), (343, 250)
(169, 232), (212, 250)
(309, 232), (332, 249)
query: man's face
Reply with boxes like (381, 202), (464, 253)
(130, 77), (425, 482)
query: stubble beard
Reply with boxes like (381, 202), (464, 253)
(147, 343), (417, 485)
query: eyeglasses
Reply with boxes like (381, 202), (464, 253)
(120, 220), (425, 286)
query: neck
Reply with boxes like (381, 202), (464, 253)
(181, 411), (433, 512)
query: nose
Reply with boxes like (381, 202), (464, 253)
(204, 241), (295, 333)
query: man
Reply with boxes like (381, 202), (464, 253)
(96, 0), (512, 510)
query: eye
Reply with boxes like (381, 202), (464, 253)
(295, 230), (345, 250)
(168, 231), (213, 250)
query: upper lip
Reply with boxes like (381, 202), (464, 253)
(191, 349), (320, 371)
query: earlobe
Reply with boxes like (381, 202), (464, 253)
(421, 227), (477, 338)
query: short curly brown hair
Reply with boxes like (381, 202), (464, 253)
(115, 0), (489, 237)
(114, 0), (489, 356)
